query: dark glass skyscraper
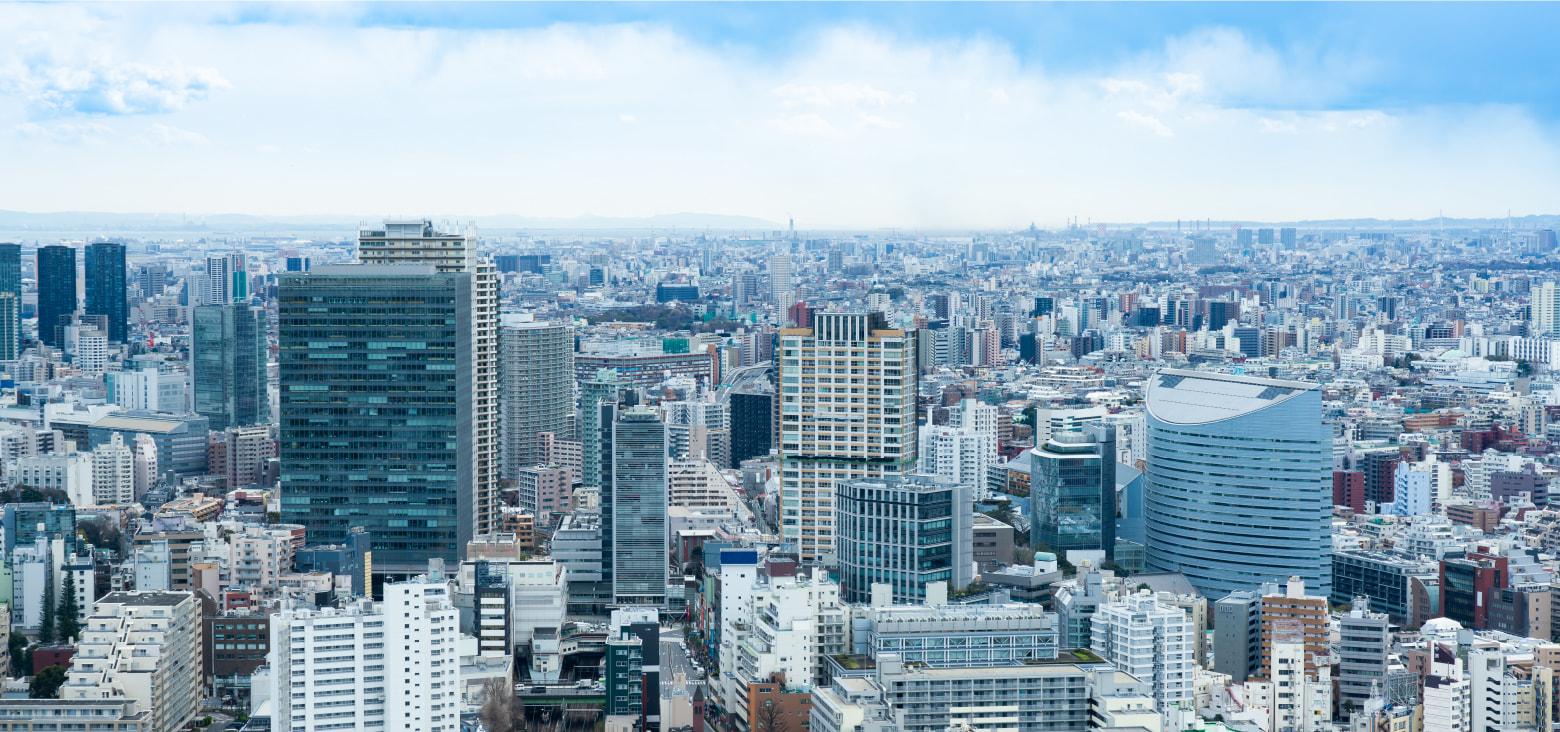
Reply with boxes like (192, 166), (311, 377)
(85, 241), (128, 342)
(278, 264), (475, 573)
(1030, 423), (1117, 559)
(36, 245), (76, 347)
(609, 407), (667, 607)
(0, 244), (20, 360)
(192, 303), (269, 430)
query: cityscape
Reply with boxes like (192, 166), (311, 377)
(3, 4), (1560, 732)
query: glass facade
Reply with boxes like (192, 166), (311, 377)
(278, 266), (473, 572)
(610, 408), (667, 606)
(1031, 424), (1116, 558)
(84, 241), (128, 342)
(1143, 370), (1332, 598)
(837, 476), (971, 605)
(36, 245), (75, 347)
(192, 303), (269, 431)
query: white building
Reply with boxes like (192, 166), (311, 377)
(133, 539), (173, 592)
(717, 549), (760, 713)
(269, 574), (461, 732)
(1387, 460), (1435, 517)
(92, 432), (136, 505)
(1244, 629), (1332, 732)
(1469, 649), (1542, 732)
(12, 451), (93, 506)
(1422, 641), (1469, 732)
(1090, 593), (1195, 712)
(63, 591), (204, 732)
(232, 526), (295, 594)
(1033, 405), (1108, 443)
(10, 536), (54, 630)
(133, 433), (159, 497)
(108, 369), (187, 413)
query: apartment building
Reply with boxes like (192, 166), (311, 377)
(63, 592), (203, 732)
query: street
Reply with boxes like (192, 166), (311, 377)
(660, 627), (701, 685)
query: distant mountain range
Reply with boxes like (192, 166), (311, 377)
(1134, 214), (1560, 230)
(0, 209), (784, 234)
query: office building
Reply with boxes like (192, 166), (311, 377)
(1214, 590), (1263, 682)
(88, 412), (210, 481)
(1, 502), (75, 554)
(727, 386), (773, 468)
(1337, 599), (1392, 707)
(499, 314), (574, 480)
(1331, 549), (1437, 622)
(268, 574), (460, 732)
(204, 252), (247, 304)
(778, 312), (918, 564)
(1091, 594), (1195, 711)
(1031, 424), (1116, 560)
(836, 476), (972, 605)
(1143, 369), (1332, 598)
(610, 407), (669, 607)
(191, 303), (269, 431)
(0, 243), (17, 359)
(858, 603), (1059, 666)
(278, 265), (477, 572)
(580, 368), (633, 490)
(37, 244), (76, 347)
(63, 592), (203, 732)
(358, 219), (501, 538)
(203, 612), (270, 705)
(575, 343), (717, 388)
(85, 241), (128, 342)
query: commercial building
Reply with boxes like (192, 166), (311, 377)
(357, 220), (501, 539)
(1213, 590), (1263, 683)
(778, 312), (918, 564)
(579, 368), (633, 489)
(63, 592), (203, 732)
(1331, 549), (1438, 622)
(499, 314), (574, 480)
(0, 242), (18, 360)
(1143, 369), (1332, 598)
(203, 612), (271, 705)
(858, 603), (1059, 667)
(37, 244), (75, 347)
(610, 407), (669, 607)
(836, 476), (972, 605)
(278, 265), (477, 573)
(727, 386), (774, 468)
(86, 411), (210, 481)
(1337, 599), (1392, 707)
(267, 574), (461, 732)
(1030, 424), (1116, 560)
(576, 342), (717, 388)
(85, 241), (128, 342)
(191, 303), (269, 431)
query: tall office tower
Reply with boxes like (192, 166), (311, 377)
(769, 254), (794, 312)
(138, 263), (167, 298)
(1143, 370), (1331, 598)
(1031, 424), (1116, 559)
(778, 312), (918, 564)
(268, 575), (460, 732)
(191, 303), (269, 431)
(85, 241), (128, 342)
(359, 220), (501, 536)
(609, 407), (668, 607)
(580, 368), (633, 489)
(499, 313), (574, 480)
(1280, 227), (1298, 250)
(0, 243), (18, 359)
(1091, 594), (1195, 712)
(836, 476), (972, 604)
(1534, 281), (1560, 335)
(279, 265), (477, 573)
(36, 245), (76, 347)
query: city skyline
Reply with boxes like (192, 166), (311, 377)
(4, 3), (1560, 227)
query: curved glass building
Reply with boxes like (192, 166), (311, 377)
(1143, 369), (1332, 598)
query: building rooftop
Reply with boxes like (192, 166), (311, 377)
(97, 590), (193, 606)
(1146, 368), (1318, 425)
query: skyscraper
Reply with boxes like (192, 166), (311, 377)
(1031, 423), (1116, 559)
(358, 220), (501, 536)
(85, 241), (128, 342)
(191, 303), (269, 430)
(204, 252), (247, 304)
(1535, 281), (1560, 336)
(1143, 369), (1332, 598)
(769, 253), (794, 312)
(499, 314), (574, 480)
(609, 407), (667, 607)
(778, 312), (917, 564)
(278, 264), (476, 573)
(0, 243), (18, 359)
(580, 368), (632, 489)
(37, 245), (76, 347)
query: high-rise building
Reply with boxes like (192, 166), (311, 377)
(778, 312), (917, 564)
(1280, 227), (1298, 250)
(1337, 598), (1391, 707)
(85, 241), (128, 342)
(191, 303), (268, 431)
(580, 368), (633, 489)
(91, 432), (135, 505)
(1091, 594), (1195, 712)
(279, 265), (477, 572)
(770, 254), (794, 312)
(63, 591), (203, 732)
(836, 476), (972, 605)
(1258, 577), (1330, 679)
(1143, 369), (1331, 598)
(358, 220), (501, 537)
(1535, 281), (1560, 336)
(499, 314), (574, 480)
(1213, 590), (1263, 683)
(204, 252), (247, 304)
(609, 407), (668, 607)
(1030, 424), (1116, 559)
(0, 243), (18, 359)
(727, 386), (773, 468)
(37, 244), (76, 347)
(268, 574), (460, 732)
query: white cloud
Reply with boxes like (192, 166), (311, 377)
(0, 8), (1555, 227)
(143, 123), (209, 146)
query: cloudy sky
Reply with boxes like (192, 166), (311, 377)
(3, 2), (1559, 228)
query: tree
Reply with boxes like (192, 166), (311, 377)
(478, 678), (518, 732)
(29, 665), (66, 698)
(37, 578), (56, 645)
(9, 632), (32, 673)
(754, 699), (791, 732)
(1517, 359), (1536, 378)
(58, 570), (81, 642)
(79, 519), (122, 552)
(266, 511), (281, 525)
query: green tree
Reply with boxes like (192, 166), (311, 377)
(58, 570), (81, 642)
(37, 579), (56, 645)
(29, 665), (66, 699)
(8, 631), (32, 673)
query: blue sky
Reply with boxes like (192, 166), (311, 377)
(3, 2), (1558, 228)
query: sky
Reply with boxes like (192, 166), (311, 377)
(3, 2), (1559, 229)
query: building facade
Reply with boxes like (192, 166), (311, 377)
(85, 241), (128, 342)
(499, 314), (574, 480)
(836, 476), (972, 605)
(191, 303), (269, 431)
